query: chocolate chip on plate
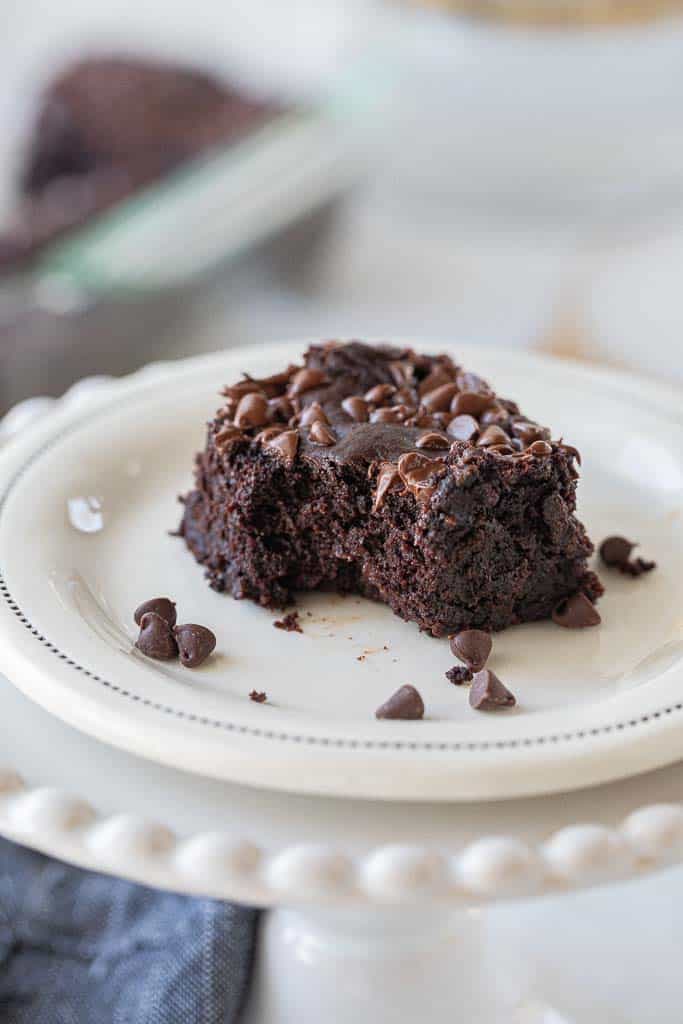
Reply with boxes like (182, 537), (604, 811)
(134, 597), (177, 628)
(552, 592), (601, 628)
(375, 684), (425, 720)
(599, 535), (635, 568)
(249, 690), (267, 703)
(449, 629), (492, 672)
(445, 665), (473, 685)
(136, 612), (179, 661)
(173, 624), (216, 668)
(469, 669), (516, 711)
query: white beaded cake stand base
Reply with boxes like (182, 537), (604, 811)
(3, 674), (683, 1023)
(2, 377), (683, 1023)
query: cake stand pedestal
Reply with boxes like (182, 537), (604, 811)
(2, 386), (682, 1023)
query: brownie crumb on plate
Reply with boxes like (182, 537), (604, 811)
(273, 611), (303, 633)
(180, 341), (602, 635)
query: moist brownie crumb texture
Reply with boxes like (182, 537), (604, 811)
(180, 342), (602, 636)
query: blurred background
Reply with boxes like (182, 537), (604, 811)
(2, 0), (683, 414)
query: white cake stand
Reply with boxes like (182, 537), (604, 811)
(2, 379), (683, 1024)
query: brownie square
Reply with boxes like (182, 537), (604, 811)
(180, 341), (602, 636)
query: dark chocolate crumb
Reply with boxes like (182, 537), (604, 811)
(274, 611), (303, 633)
(249, 690), (267, 703)
(445, 665), (473, 686)
(620, 557), (657, 578)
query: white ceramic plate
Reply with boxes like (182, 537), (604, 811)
(0, 343), (681, 801)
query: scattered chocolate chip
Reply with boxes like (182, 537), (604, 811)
(552, 592), (601, 628)
(234, 392), (269, 429)
(309, 421), (336, 446)
(451, 392), (493, 417)
(415, 431), (450, 450)
(445, 665), (473, 685)
(215, 426), (244, 450)
(249, 690), (267, 703)
(136, 612), (179, 661)
(341, 396), (369, 422)
(299, 402), (329, 426)
(599, 535), (635, 568)
(288, 367), (328, 396)
(526, 440), (553, 456)
(372, 462), (402, 512)
(264, 429), (299, 466)
(364, 383), (396, 404)
(449, 629), (492, 672)
(469, 669), (516, 711)
(447, 414), (479, 442)
(512, 420), (547, 445)
(375, 684), (425, 720)
(620, 557), (657, 578)
(477, 425), (511, 447)
(134, 597), (177, 628)
(173, 623), (217, 668)
(274, 611), (302, 633)
(421, 383), (460, 413)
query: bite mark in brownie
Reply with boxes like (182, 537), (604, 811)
(180, 341), (602, 636)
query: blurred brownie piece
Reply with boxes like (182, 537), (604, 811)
(0, 56), (273, 269)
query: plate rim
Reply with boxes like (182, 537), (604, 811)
(0, 342), (682, 802)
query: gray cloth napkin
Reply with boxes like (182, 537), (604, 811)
(0, 837), (259, 1023)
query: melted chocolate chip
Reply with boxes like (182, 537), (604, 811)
(136, 612), (179, 661)
(215, 426), (244, 450)
(449, 629), (492, 672)
(309, 421), (336, 446)
(174, 623), (217, 668)
(448, 414), (479, 442)
(375, 684), (425, 720)
(288, 367), (328, 396)
(552, 592), (601, 628)
(477, 425), (511, 447)
(299, 402), (329, 426)
(526, 440), (553, 456)
(469, 669), (516, 711)
(415, 431), (450, 450)
(445, 665), (473, 685)
(134, 597), (177, 628)
(264, 429), (299, 466)
(234, 392), (268, 429)
(341, 396), (369, 422)
(364, 383), (396, 404)
(255, 426), (285, 443)
(373, 462), (402, 512)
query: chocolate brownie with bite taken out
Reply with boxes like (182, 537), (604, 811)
(180, 341), (602, 636)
